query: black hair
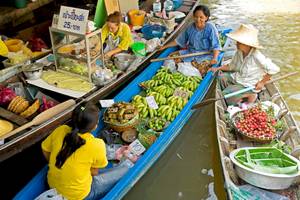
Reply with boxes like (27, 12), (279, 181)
(193, 5), (210, 19)
(55, 102), (100, 168)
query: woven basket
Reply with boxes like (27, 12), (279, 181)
(231, 111), (276, 143)
(104, 111), (139, 133)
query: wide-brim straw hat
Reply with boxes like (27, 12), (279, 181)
(226, 24), (263, 49)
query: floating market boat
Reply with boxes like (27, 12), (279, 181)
(0, 0), (200, 162)
(14, 34), (227, 199)
(214, 70), (300, 199)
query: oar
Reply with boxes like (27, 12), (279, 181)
(192, 71), (299, 109)
(0, 99), (76, 140)
(150, 51), (212, 62)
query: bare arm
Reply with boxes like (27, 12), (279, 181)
(159, 40), (178, 51)
(91, 167), (99, 176)
(210, 49), (220, 64)
(105, 47), (122, 58)
(42, 150), (50, 162)
(255, 73), (272, 90)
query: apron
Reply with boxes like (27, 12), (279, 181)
(104, 34), (120, 53)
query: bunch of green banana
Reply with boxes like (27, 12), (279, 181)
(148, 117), (167, 131)
(153, 85), (174, 97)
(147, 91), (167, 105)
(182, 80), (198, 91)
(157, 105), (179, 121)
(187, 76), (202, 84)
(172, 72), (188, 82)
(140, 79), (163, 89)
(132, 95), (147, 105)
(167, 96), (188, 110)
(156, 67), (170, 74)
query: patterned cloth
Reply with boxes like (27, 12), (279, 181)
(175, 22), (221, 62)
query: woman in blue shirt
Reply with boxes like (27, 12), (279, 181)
(159, 5), (221, 65)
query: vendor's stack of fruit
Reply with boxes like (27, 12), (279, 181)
(104, 102), (138, 125)
(132, 67), (202, 127)
(0, 86), (56, 118)
(235, 105), (280, 141)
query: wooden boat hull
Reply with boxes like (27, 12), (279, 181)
(14, 45), (225, 199)
(214, 78), (300, 199)
(0, 0), (199, 162)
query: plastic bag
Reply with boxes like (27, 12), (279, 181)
(177, 62), (201, 77)
(163, 59), (176, 73)
(34, 188), (66, 200)
(230, 184), (289, 200)
(146, 38), (161, 52)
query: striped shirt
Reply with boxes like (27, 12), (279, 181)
(229, 48), (280, 87)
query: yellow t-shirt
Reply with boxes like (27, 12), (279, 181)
(101, 22), (133, 50)
(41, 125), (108, 200)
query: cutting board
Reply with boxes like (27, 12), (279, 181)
(104, 0), (120, 15)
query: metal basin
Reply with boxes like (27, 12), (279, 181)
(230, 147), (300, 190)
(113, 53), (135, 71)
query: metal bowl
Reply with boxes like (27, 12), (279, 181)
(230, 147), (300, 190)
(22, 63), (44, 80)
(113, 53), (135, 71)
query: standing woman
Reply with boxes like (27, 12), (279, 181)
(42, 102), (109, 200)
(159, 5), (221, 65)
(101, 11), (133, 59)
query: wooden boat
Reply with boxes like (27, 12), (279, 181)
(214, 69), (300, 198)
(14, 37), (227, 199)
(0, 0), (199, 162)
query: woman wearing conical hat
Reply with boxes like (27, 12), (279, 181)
(209, 24), (280, 105)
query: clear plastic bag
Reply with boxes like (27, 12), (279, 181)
(177, 62), (201, 77)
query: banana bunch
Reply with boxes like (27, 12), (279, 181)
(148, 117), (167, 131)
(153, 85), (174, 97)
(172, 72), (188, 82)
(156, 67), (170, 74)
(187, 76), (202, 84)
(140, 79), (163, 89)
(147, 91), (166, 105)
(157, 105), (180, 121)
(167, 96), (188, 110)
(132, 95), (158, 118)
(182, 80), (198, 91)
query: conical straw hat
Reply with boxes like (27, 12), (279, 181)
(226, 24), (263, 49)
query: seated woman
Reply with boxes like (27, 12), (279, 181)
(209, 24), (280, 105)
(101, 11), (133, 58)
(42, 102), (109, 200)
(159, 5), (221, 65)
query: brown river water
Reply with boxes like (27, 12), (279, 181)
(124, 0), (300, 199)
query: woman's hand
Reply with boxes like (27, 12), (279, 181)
(208, 67), (219, 74)
(255, 81), (265, 91)
(104, 51), (114, 59)
(210, 59), (217, 65)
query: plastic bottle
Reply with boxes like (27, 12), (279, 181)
(164, 0), (174, 13)
(153, 0), (162, 13)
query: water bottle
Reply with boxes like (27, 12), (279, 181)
(164, 0), (173, 13)
(153, 0), (162, 13)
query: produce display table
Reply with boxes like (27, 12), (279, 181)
(0, 0), (53, 26)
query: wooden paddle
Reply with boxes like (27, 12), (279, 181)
(0, 99), (76, 140)
(150, 51), (212, 62)
(192, 71), (299, 109)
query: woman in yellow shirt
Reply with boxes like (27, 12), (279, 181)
(101, 11), (133, 58)
(42, 102), (108, 200)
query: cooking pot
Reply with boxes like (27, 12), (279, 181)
(22, 63), (43, 80)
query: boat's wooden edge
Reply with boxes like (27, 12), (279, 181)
(214, 81), (300, 199)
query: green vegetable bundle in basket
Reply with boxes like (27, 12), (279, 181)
(104, 102), (139, 133)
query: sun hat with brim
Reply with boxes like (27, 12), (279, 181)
(226, 24), (263, 49)
(0, 39), (8, 57)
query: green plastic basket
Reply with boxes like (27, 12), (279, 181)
(131, 42), (146, 57)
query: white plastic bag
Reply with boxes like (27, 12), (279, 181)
(34, 188), (66, 200)
(163, 59), (176, 73)
(177, 62), (201, 77)
(146, 38), (161, 52)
